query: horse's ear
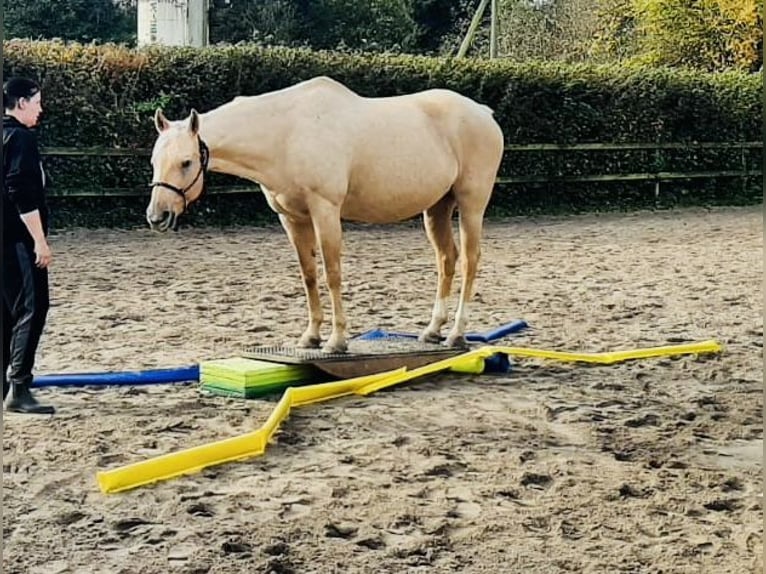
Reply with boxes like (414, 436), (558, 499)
(188, 109), (199, 135)
(154, 108), (170, 133)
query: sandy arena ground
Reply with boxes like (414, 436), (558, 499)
(2, 205), (763, 574)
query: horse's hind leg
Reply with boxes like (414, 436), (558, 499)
(279, 214), (323, 348)
(446, 180), (492, 348)
(419, 193), (458, 344)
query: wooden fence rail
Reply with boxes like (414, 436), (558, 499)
(41, 141), (762, 197)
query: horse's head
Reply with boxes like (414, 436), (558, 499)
(146, 108), (209, 232)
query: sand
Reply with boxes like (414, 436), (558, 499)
(2, 205), (763, 574)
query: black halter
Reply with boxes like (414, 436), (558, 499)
(149, 137), (210, 209)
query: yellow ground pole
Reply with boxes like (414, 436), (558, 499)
(96, 339), (721, 494)
(96, 369), (407, 494)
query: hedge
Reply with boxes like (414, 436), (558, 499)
(3, 40), (762, 226)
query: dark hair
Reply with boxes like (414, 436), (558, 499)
(3, 77), (40, 111)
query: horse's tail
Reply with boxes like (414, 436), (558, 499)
(478, 103), (495, 116)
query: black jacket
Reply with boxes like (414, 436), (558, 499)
(3, 115), (49, 247)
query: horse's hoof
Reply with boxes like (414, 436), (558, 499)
(418, 330), (442, 344)
(322, 339), (348, 354)
(444, 334), (468, 349)
(297, 334), (321, 349)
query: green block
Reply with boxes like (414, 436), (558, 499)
(200, 380), (296, 399)
(200, 372), (310, 389)
(200, 357), (315, 387)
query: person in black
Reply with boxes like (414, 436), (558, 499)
(3, 77), (55, 414)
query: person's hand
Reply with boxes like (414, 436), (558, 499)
(34, 240), (52, 268)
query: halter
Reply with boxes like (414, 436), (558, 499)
(149, 137), (210, 210)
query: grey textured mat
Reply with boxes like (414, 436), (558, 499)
(242, 339), (464, 378)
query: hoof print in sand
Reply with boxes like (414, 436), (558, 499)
(324, 522), (359, 539)
(520, 472), (553, 490)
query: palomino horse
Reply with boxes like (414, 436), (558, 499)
(146, 76), (504, 353)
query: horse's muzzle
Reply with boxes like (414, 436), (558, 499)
(147, 211), (178, 232)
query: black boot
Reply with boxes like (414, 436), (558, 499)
(6, 382), (55, 414)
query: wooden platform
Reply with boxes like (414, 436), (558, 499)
(242, 338), (465, 378)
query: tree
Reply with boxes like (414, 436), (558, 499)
(411, 0), (474, 54)
(210, 0), (420, 53)
(209, 0), (302, 45)
(495, 0), (605, 62)
(633, 0), (763, 71)
(297, 0), (419, 52)
(488, 0), (762, 71)
(589, 0), (640, 63)
(4, 0), (136, 44)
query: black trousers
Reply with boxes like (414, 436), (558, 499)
(3, 242), (49, 398)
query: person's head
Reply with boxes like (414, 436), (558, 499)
(3, 77), (42, 128)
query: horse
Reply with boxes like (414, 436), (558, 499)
(146, 76), (504, 353)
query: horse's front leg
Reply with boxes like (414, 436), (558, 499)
(311, 204), (347, 353)
(279, 215), (323, 348)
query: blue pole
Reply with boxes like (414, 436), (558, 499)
(353, 320), (529, 343)
(466, 319), (529, 342)
(33, 365), (200, 388)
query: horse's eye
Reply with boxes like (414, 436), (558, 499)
(181, 160), (192, 169)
